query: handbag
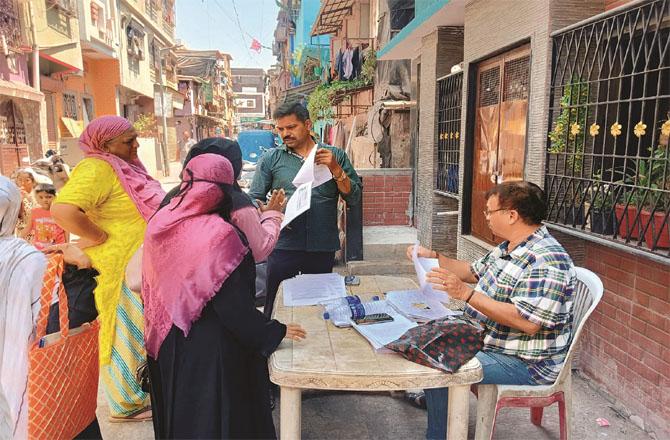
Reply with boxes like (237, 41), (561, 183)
(28, 253), (100, 440)
(385, 318), (484, 373)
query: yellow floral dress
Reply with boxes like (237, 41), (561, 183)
(55, 158), (150, 416)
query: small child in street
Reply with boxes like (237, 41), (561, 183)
(19, 183), (68, 250)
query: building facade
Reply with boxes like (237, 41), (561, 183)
(232, 67), (268, 131)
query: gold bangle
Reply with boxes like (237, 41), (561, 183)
(334, 171), (347, 182)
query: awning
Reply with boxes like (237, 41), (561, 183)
(0, 79), (43, 102)
(311, 0), (355, 36)
(377, 0), (465, 61)
(60, 117), (84, 138)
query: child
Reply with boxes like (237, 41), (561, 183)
(19, 183), (68, 250)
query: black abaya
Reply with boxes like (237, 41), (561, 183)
(148, 253), (286, 439)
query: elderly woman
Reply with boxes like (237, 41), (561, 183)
(51, 115), (166, 421)
(143, 154), (305, 439)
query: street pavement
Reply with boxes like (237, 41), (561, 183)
(97, 371), (649, 439)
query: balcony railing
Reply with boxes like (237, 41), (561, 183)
(145, 0), (158, 21)
(47, 0), (77, 17)
(0, 0), (22, 49)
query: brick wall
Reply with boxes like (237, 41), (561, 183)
(580, 243), (669, 438)
(359, 168), (412, 226)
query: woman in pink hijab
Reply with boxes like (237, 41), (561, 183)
(143, 154), (305, 439)
(51, 115), (165, 422)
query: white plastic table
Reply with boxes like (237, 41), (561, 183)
(269, 275), (483, 439)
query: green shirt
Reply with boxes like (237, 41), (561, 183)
(249, 142), (362, 252)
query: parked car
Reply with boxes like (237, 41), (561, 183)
(237, 129), (277, 163)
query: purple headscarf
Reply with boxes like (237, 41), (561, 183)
(79, 115), (165, 220)
(141, 154), (248, 358)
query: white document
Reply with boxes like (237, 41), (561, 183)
(351, 304), (417, 351)
(412, 242), (450, 302)
(386, 289), (462, 321)
(292, 144), (332, 189)
(282, 273), (347, 306)
(281, 181), (312, 229)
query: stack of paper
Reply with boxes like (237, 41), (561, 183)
(386, 289), (462, 321)
(282, 273), (346, 306)
(351, 302), (418, 351)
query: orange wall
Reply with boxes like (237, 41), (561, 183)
(54, 57), (120, 137)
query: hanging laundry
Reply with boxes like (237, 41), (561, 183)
(351, 47), (361, 80)
(343, 48), (354, 80)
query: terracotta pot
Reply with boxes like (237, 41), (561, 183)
(615, 204), (640, 240)
(639, 209), (670, 249)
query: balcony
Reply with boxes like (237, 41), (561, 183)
(46, 0), (77, 17)
(145, 0), (159, 22)
(0, 0), (22, 49)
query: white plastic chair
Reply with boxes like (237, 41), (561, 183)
(473, 267), (604, 440)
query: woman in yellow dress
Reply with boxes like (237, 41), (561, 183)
(52, 116), (166, 421)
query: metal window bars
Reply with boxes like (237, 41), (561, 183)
(436, 71), (463, 195)
(545, 0), (670, 257)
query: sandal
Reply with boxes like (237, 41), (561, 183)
(108, 407), (152, 423)
(404, 391), (427, 410)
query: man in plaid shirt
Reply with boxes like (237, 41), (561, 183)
(410, 181), (576, 439)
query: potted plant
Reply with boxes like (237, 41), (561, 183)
(636, 145), (670, 249)
(589, 177), (616, 235)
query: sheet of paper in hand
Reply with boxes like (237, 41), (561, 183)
(281, 181), (312, 229)
(292, 145), (332, 189)
(411, 242), (449, 302)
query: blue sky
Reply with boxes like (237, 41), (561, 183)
(176, 0), (279, 70)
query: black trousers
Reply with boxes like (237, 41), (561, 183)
(263, 249), (336, 317)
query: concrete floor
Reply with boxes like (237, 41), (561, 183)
(98, 372), (649, 440)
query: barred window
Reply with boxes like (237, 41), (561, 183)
(545, 0), (670, 258)
(62, 93), (78, 119)
(436, 71), (463, 195)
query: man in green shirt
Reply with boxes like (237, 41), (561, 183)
(249, 102), (362, 317)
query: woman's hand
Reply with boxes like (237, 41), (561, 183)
(257, 189), (287, 213)
(43, 243), (93, 269)
(425, 267), (472, 300)
(405, 244), (436, 261)
(284, 323), (307, 341)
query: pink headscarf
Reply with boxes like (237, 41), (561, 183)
(142, 154), (249, 358)
(79, 115), (165, 220)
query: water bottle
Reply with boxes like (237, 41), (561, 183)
(323, 297), (382, 326)
(322, 295), (380, 320)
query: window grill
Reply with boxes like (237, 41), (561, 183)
(0, 0), (22, 49)
(62, 93), (78, 119)
(545, 0), (670, 258)
(436, 71), (463, 195)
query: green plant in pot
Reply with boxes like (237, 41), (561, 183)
(589, 175), (616, 235)
(615, 144), (670, 246)
(636, 145), (670, 249)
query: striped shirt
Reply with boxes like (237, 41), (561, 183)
(248, 142), (362, 252)
(465, 226), (576, 384)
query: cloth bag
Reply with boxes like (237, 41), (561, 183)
(28, 253), (100, 439)
(385, 318), (484, 373)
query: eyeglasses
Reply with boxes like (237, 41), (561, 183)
(483, 208), (507, 217)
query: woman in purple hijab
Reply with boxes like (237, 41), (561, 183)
(143, 154), (305, 439)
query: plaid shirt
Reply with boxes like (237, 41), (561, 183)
(465, 226), (576, 384)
